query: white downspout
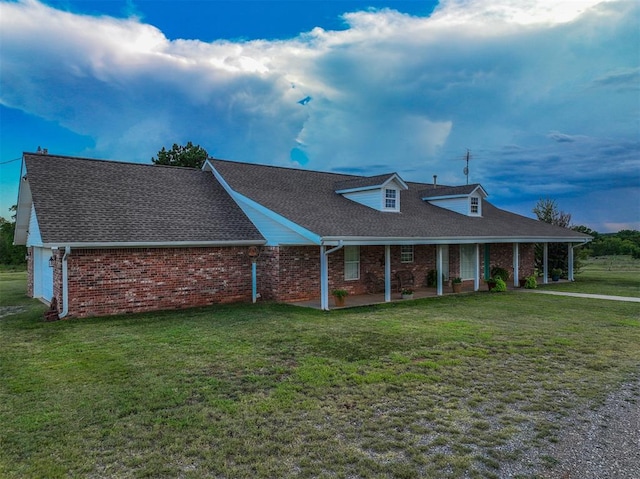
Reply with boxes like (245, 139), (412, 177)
(321, 241), (344, 310)
(59, 246), (71, 318)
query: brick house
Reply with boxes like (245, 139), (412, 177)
(14, 152), (591, 317)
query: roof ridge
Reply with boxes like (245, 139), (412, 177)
(210, 157), (362, 179)
(23, 152), (202, 171)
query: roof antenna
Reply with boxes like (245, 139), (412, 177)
(462, 149), (471, 185)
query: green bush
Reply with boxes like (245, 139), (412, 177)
(524, 275), (537, 289)
(491, 277), (507, 292)
(490, 266), (510, 282)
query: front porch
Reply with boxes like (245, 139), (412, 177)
(290, 278), (564, 310)
(292, 282), (502, 310)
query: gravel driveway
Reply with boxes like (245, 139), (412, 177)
(538, 375), (640, 479)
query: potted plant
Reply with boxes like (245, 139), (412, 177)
(451, 277), (463, 293)
(551, 268), (562, 282)
(331, 289), (349, 307)
(401, 288), (414, 300)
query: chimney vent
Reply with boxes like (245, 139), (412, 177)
(433, 175), (437, 187)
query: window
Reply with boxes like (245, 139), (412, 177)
(401, 245), (414, 263)
(384, 188), (397, 209)
(344, 246), (360, 280)
(460, 244), (476, 280)
(470, 197), (479, 215)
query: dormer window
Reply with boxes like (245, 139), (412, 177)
(470, 197), (479, 214)
(384, 188), (397, 210)
(421, 184), (487, 217)
(334, 173), (408, 213)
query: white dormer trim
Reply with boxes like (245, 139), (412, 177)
(335, 173), (409, 194)
(336, 174), (408, 213)
(423, 185), (487, 217)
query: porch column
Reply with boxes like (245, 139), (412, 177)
(320, 245), (329, 310)
(543, 243), (549, 284)
(436, 244), (443, 296)
(474, 243), (480, 291)
(568, 243), (574, 282)
(384, 245), (391, 302)
(513, 243), (519, 288)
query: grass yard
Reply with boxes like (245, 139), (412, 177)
(538, 255), (640, 297)
(1, 268), (639, 478)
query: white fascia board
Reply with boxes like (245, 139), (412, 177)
(336, 185), (379, 194)
(422, 186), (488, 201)
(336, 174), (409, 194)
(205, 162), (321, 245)
(423, 194), (468, 201)
(234, 192), (321, 245)
(13, 161), (31, 245)
(381, 174), (409, 190)
(321, 236), (592, 246)
(41, 240), (266, 249)
(471, 185), (488, 198)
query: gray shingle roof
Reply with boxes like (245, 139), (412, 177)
(420, 184), (485, 199)
(210, 159), (591, 242)
(334, 173), (402, 192)
(24, 153), (264, 244)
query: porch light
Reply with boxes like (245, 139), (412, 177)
(48, 256), (55, 268)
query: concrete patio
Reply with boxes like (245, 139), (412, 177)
(290, 279), (562, 310)
(290, 284), (484, 310)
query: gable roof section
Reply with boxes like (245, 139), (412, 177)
(420, 184), (487, 200)
(19, 153), (264, 246)
(209, 159), (591, 244)
(334, 173), (408, 193)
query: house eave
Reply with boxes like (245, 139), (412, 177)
(40, 240), (267, 249)
(321, 236), (592, 246)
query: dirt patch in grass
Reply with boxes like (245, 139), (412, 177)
(0, 306), (26, 319)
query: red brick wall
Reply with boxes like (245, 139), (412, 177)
(485, 243), (535, 281)
(64, 247), (255, 318)
(45, 242), (538, 318)
(258, 246), (321, 302)
(326, 245), (439, 295)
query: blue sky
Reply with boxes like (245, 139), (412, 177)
(1, 0), (638, 232)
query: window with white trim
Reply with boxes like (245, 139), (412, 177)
(401, 245), (414, 263)
(344, 246), (360, 280)
(470, 197), (479, 215)
(460, 244), (476, 280)
(384, 188), (397, 210)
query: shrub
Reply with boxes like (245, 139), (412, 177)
(524, 275), (537, 289)
(491, 277), (507, 292)
(490, 266), (510, 282)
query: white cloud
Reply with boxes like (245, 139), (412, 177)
(0, 0), (638, 232)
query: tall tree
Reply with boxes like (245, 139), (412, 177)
(533, 198), (579, 276)
(0, 206), (27, 266)
(151, 142), (209, 168)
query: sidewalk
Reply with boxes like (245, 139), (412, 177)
(519, 289), (640, 302)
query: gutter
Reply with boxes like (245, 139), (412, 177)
(59, 246), (70, 319)
(41, 240), (266, 249)
(320, 236), (593, 246)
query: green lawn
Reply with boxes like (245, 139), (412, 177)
(1, 268), (639, 478)
(538, 255), (640, 297)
